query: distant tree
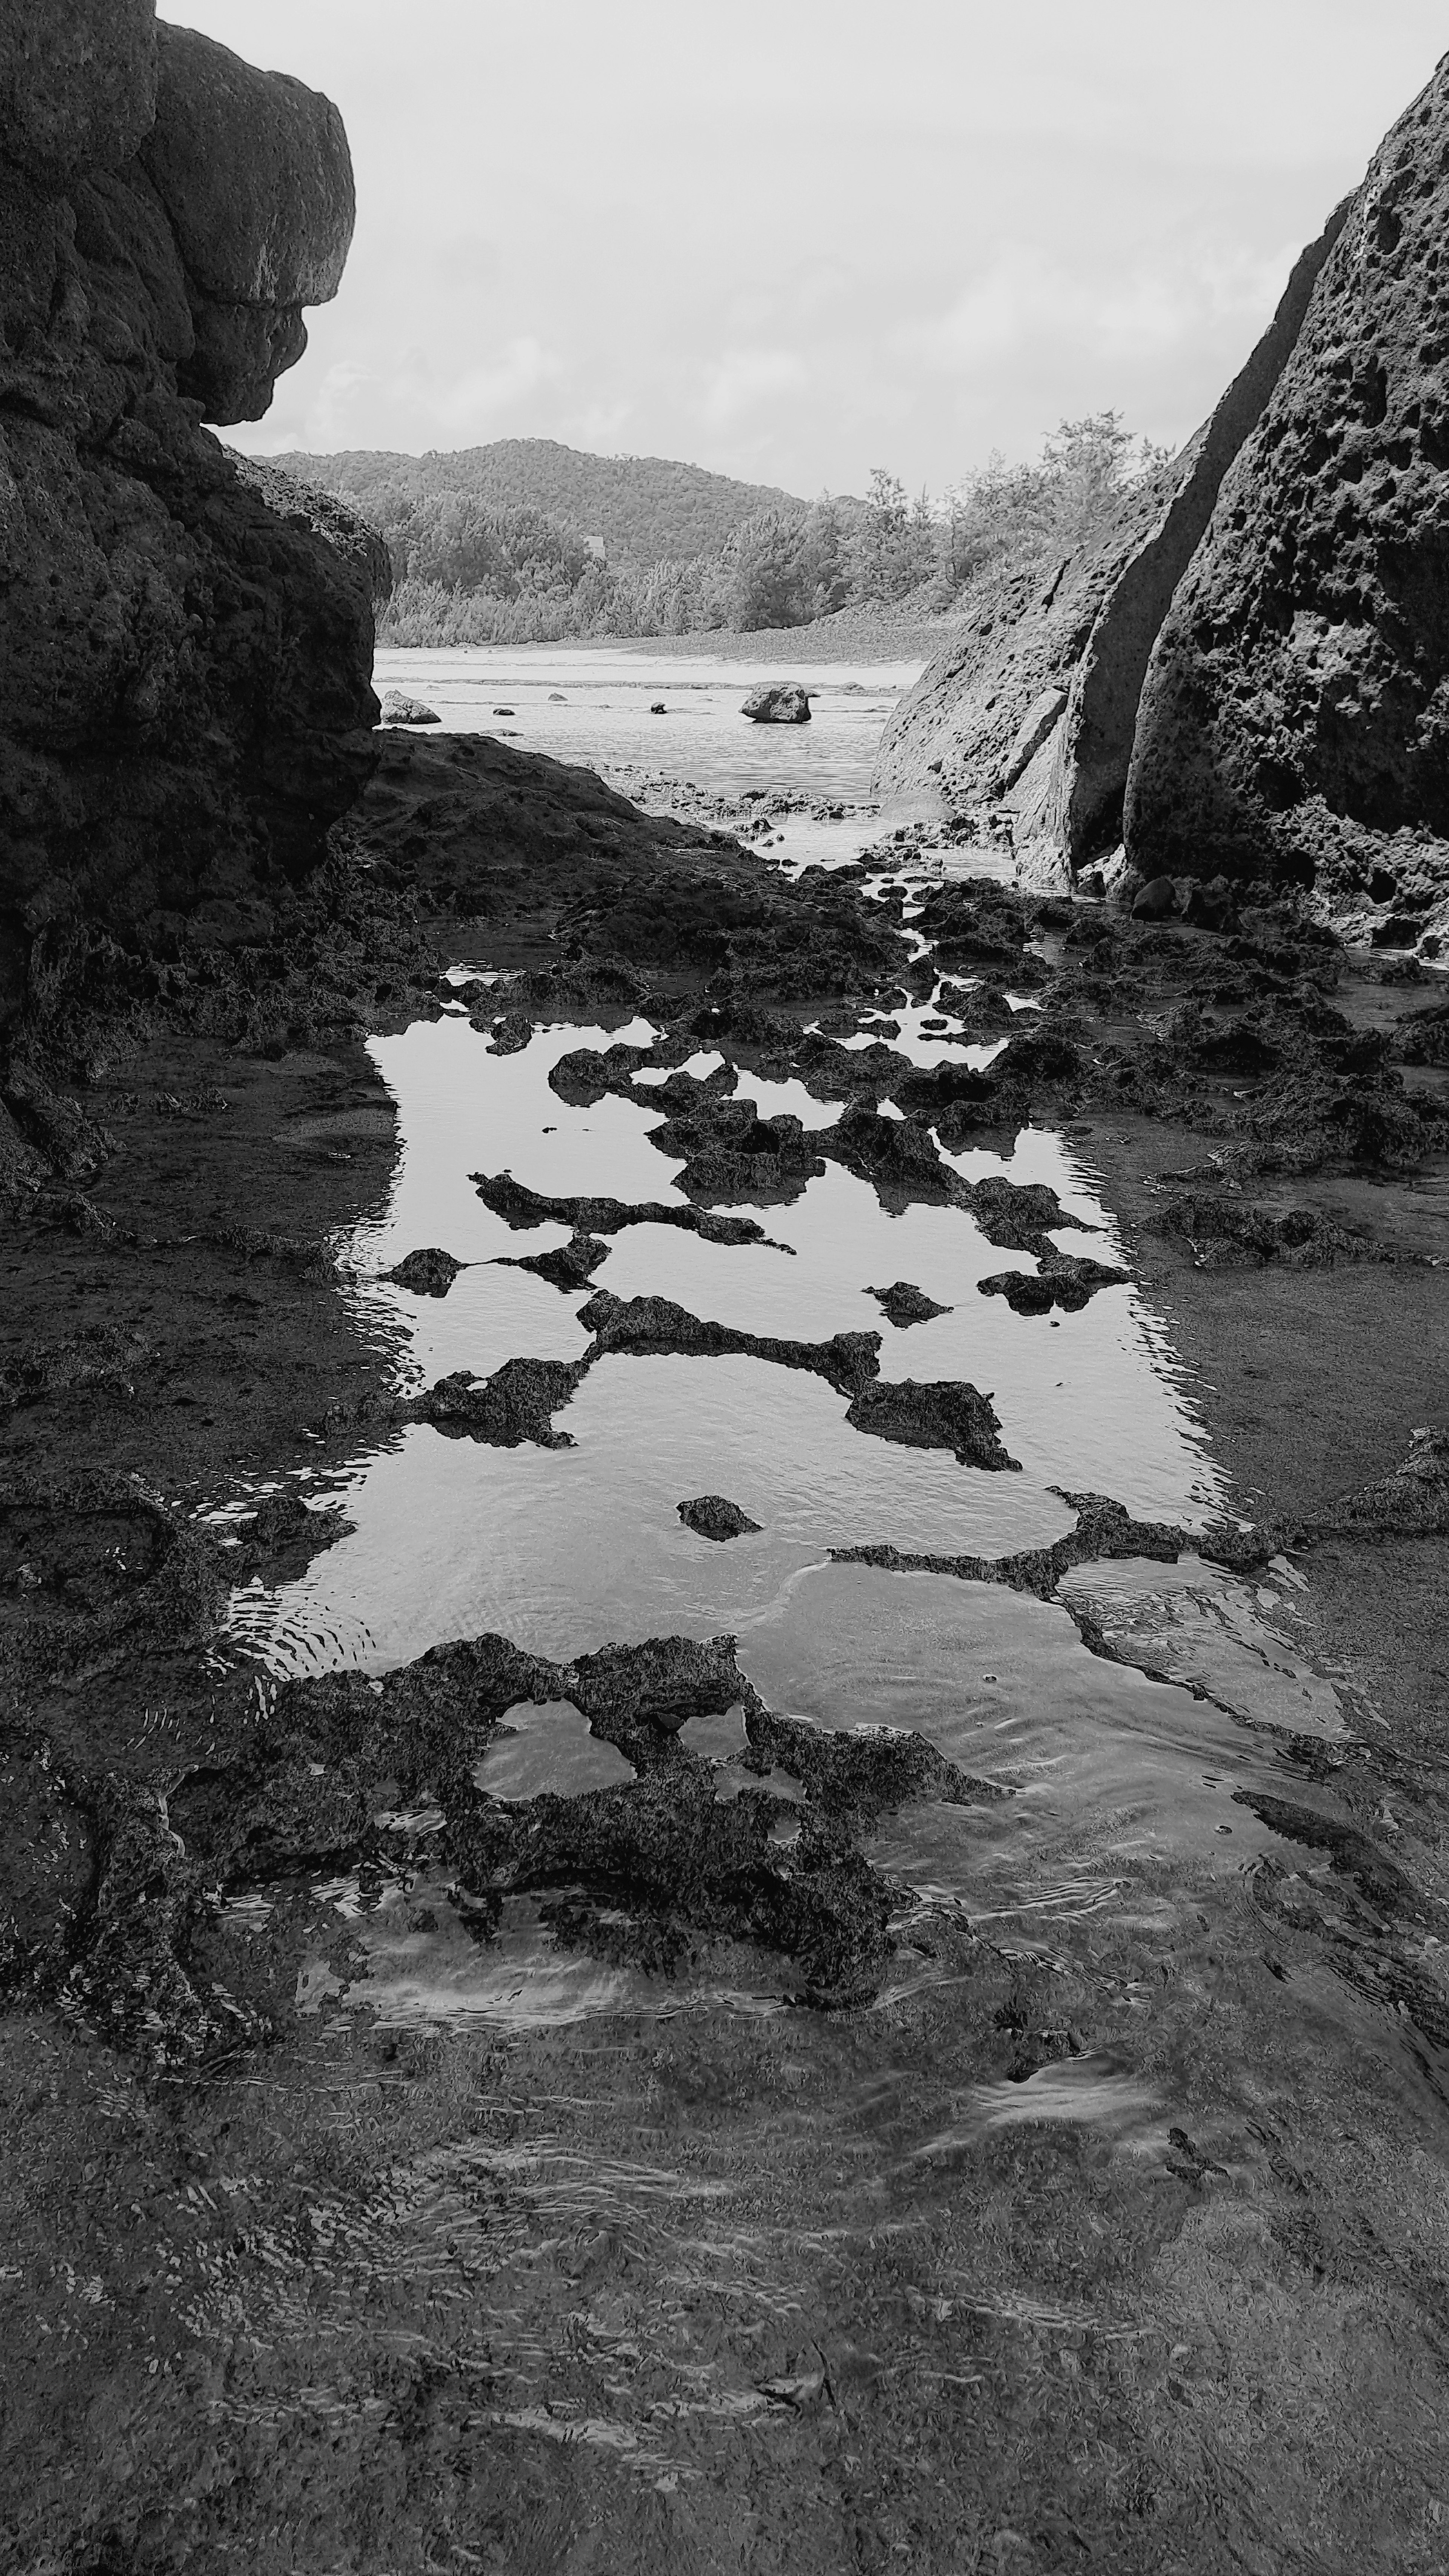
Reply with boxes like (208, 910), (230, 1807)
(799, 496), (849, 616)
(724, 510), (810, 630)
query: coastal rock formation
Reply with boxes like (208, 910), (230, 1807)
(380, 690), (440, 725)
(677, 1494), (762, 1542)
(0, 3), (378, 1013)
(743, 683), (811, 723)
(1126, 54), (1449, 938)
(875, 204), (1349, 872)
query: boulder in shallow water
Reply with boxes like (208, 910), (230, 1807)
(742, 684), (811, 724)
(388, 1247), (465, 1297)
(867, 1281), (952, 1329)
(677, 1495), (763, 1543)
(380, 690), (440, 725)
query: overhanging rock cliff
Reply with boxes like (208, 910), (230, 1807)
(0, 5), (384, 1020)
(877, 48), (1449, 950)
(1125, 52), (1449, 943)
(874, 204), (1349, 876)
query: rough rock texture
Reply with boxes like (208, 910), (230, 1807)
(387, 1246), (465, 1296)
(1126, 51), (1449, 944)
(0, 3), (377, 1008)
(874, 204), (1348, 874)
(742, 683), (811, 723)
(677, 1495), (763, 1542)
(139, 24), (354, 424)
(868, 1281), (952, 1328)
(380, 690), (439, 726)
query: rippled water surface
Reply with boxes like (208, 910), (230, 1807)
(214, 656), (1385, 2063)
(374, 644), (924, 802)
(215, 979), (1373, 2054)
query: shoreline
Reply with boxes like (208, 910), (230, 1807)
(376, 612), (960, 667)
(3, 731), (1448, 2566)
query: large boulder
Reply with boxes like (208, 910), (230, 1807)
(742, 683), (811, 723)
(874, 204), (1348, 874)
(0, 6), (379, 1003)
(0, 0), (157, 184)
(139, 24), (354, 422)
(1126, 51), (1449, 942)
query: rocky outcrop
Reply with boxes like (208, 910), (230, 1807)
(743, 683), (811, 723)
(875, 206), (1349, 871)
(139, 23), (354, 423)
(0, 4), (378, 1017)
(1125, 53), (1449, 943)
(380, 689), (440, 725)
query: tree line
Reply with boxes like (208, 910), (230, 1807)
(361, 415), (1169, 645)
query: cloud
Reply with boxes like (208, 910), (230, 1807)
(907, 238), (1297, 380)
(431, 337), (564, 437)
(697, 348), (808, 431)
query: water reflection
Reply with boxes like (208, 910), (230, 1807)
(218, 994), (1363, 2049)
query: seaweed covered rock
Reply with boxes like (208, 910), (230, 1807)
(1126, 53), (1449, 939)
(0, 2), (379, 1006)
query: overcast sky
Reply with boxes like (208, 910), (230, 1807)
(184, 0), (1446, 498)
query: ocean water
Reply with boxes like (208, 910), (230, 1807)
(373, 644), (924, 804)
(215, 665), (1370, 2045)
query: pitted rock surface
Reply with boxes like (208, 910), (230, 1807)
(873, 200), (1346, 875)
(0, 0), (376, 999)
(1126, 52), (1449, 935)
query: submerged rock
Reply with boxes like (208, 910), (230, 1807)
(0, 6), (380, 976)
(388, 1246), (465, 1296)
(868, 1281), (953, 1328)
(678, 1495), (763, 1542)
(498, 1232), (609, 1293)
(843, 1378), (1020, 1471)
(978, 1253), (1129, 1314)
(487, 1012), (533, 1055)
(742, 684), (811, 724)
(578, 1288), (881, 1397)
(410, 1358), (586, 1449)
(473, 1169), (777, 1248)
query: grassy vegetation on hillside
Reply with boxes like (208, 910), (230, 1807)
(279, 419), (1168, 645)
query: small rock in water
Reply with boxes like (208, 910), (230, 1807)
(741, 683), (812, 725)
(388, 1246), (465, 1297)
(650, 702), (667, 714)
(379, 689), (439, 726)
(488, 1013), (533, 1055)
(678, 1495), (763, 1543)
(868, 1281), (952, 1329)
(548, 690), (567, 700)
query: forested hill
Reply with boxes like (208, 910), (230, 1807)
(271, 439), (806, 567)
(270, 416), (1162, 645)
